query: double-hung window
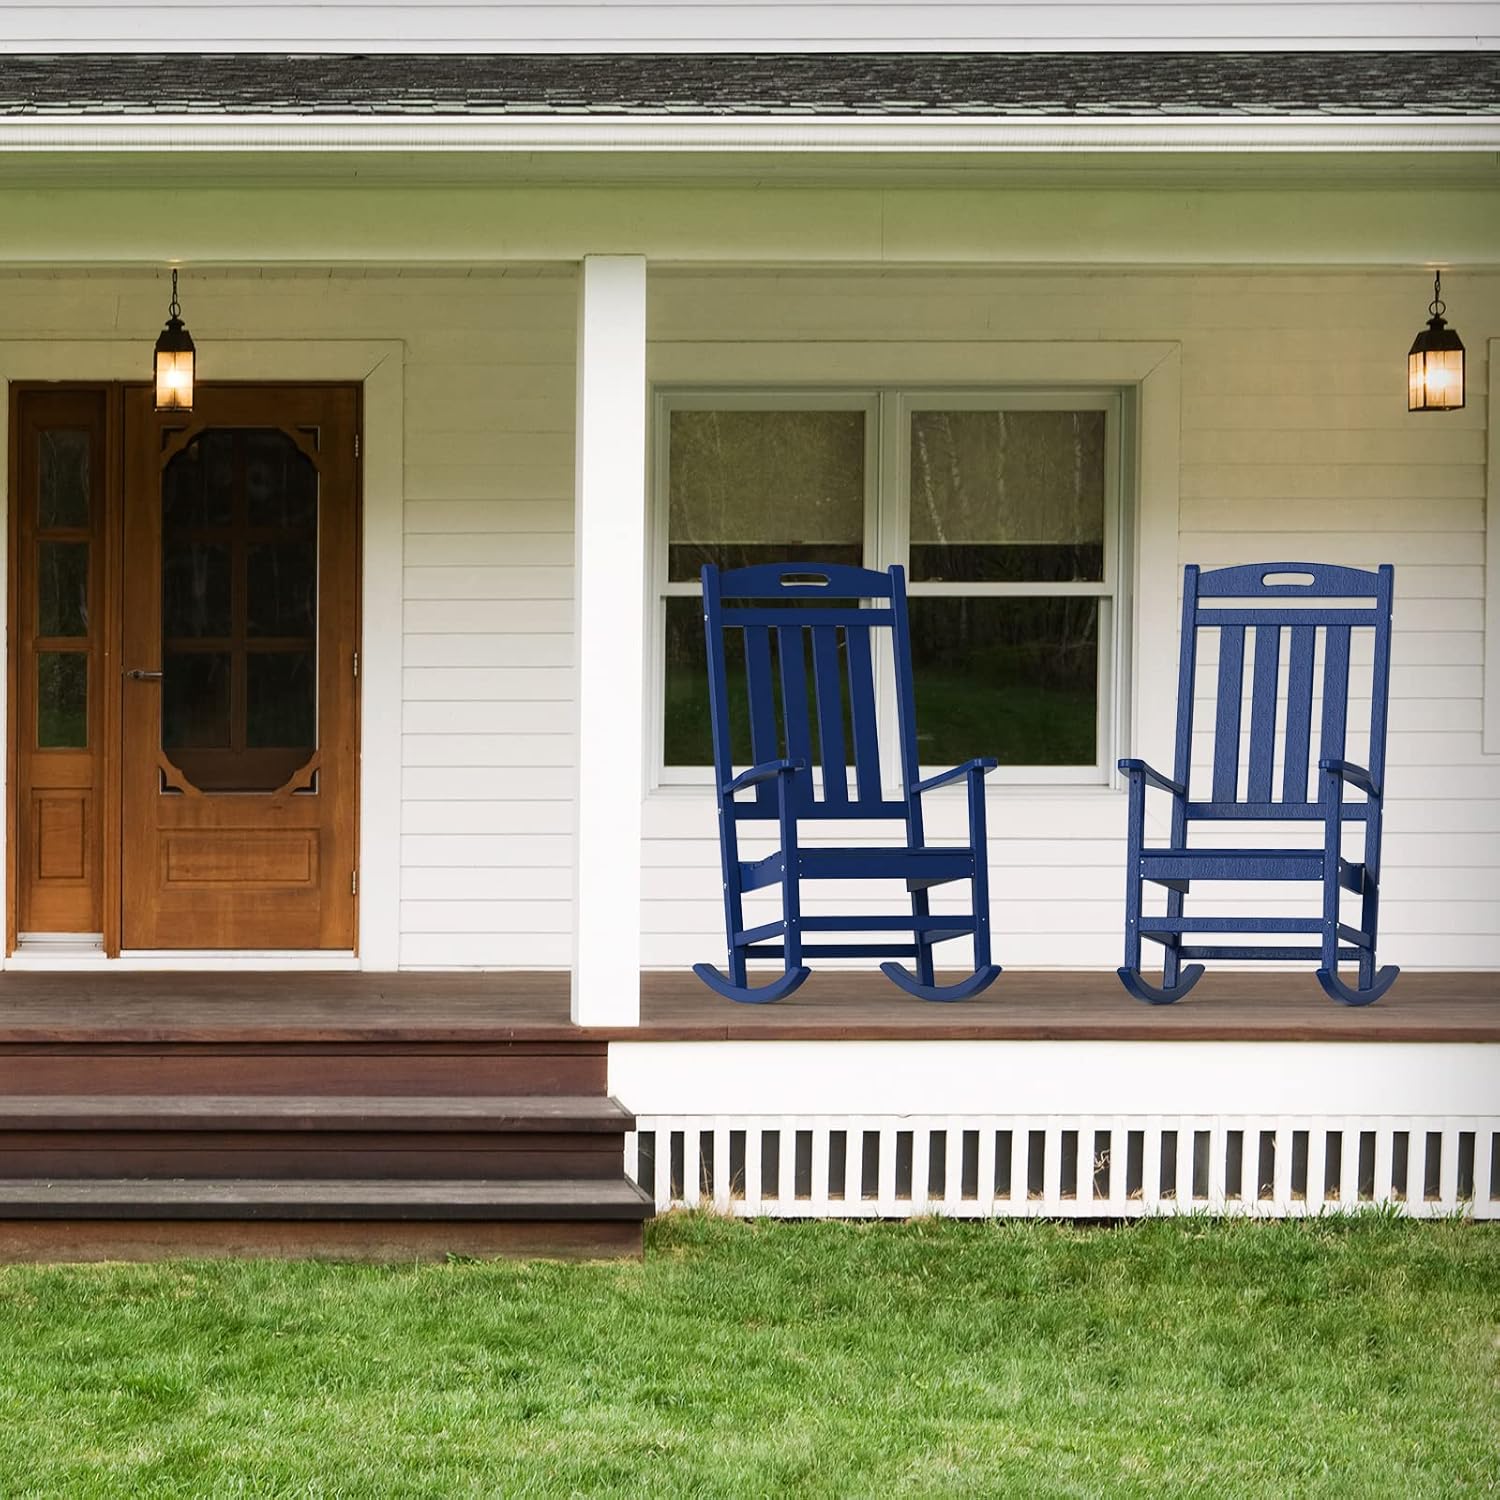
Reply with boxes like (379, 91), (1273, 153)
(653, 387), (1127, 786)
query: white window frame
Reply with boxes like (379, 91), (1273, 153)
(650, 384), (1132, 790)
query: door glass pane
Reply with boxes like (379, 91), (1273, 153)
(38, 430), (90, 530)
(37, 652), (87, 748)
(247, 542), (317, 637)
(247, 652), (316, 749)
(162, 430), (235, 530)
(162, 542), (231, 638)
(163, 652), (231, 749)
(159, 427), (319, 793)
(667, 408), (865, 580)
(908, 597), (1098, 766)
(909, 410), (1106, 583)
(246, 429), (318, 529)
(37, 542), (88, 637)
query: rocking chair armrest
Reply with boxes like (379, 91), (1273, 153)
(913, 758), (998, 796)
(723, 758), (804, 796)
(1117, 759), (1186, 799)
(1319, 759), (1381, 799)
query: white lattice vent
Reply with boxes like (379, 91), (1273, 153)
(627, 1116), (1500, 1220)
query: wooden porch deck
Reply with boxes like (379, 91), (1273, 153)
(0, 969), (1495, 1043)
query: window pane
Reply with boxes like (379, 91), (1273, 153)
(163, 652), (231, 749)
(38, 430), (90, 530)
(37, 542), (88, 637)
(247, 651), (316, 749)
(665, 597), (740, 766)
(163, 542), (232, 639)
(667, 408), (864, 580)
(908, 597), (1098, 766)
(37, 652), (87, 748)
(909, 410), (1106, 583)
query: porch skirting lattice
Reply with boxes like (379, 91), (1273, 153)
(628, 1115), (1500, 1221)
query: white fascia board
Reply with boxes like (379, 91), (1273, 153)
(1, 114), (1499, 153)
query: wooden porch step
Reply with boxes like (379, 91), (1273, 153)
(0, 1177), (653, 1261)
(0, 1095), (634, 1132)
(0, 1094), (637, 1181)
(0, 1041), (608, 1098)
(0, 1177), (653, 1221)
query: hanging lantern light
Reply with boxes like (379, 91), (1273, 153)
(1407, 270), (1465, 412)
(153, 268), (196, 413)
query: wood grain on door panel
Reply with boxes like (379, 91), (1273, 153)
(120, 385), (359, 950)
(9, 388), (110, 940)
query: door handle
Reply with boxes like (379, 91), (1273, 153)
(124, 669), (164, 681)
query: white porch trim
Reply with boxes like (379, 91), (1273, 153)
(1484, 337), (1500, 755)
(0, 337), (404, 969)
(609, 1039), (1500, 1117)
(4, 116), (1500, 154)
(571, 255), (647, 1025)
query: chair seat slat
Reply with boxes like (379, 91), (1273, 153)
(1140, 916), (1325, 933)
(739, 845), (974, 890)
(1139, 849), (1324, 881)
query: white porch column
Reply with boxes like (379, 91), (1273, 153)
(571, 255), (647, 1026)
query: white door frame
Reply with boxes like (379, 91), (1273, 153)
(0, 338), (404, 970)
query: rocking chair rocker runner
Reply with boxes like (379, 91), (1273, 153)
(1119, 562), (1398, 1007)
(694, 562), (1000, 1003)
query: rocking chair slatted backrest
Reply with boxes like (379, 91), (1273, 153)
(702, 562), (916, 822)
(1174, 562), (1394, 817)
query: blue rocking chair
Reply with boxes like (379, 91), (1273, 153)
(694, 561), (1001, 1004)
(1119, 562), (1398, 1007)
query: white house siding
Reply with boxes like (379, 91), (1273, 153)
(0, 263), (1495, 970)
(5, 3), (1492, 51)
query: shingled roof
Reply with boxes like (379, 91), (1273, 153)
(0, 51), (1496, 118)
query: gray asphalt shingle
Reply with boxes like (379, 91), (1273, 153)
(0, 52), (1495, 118)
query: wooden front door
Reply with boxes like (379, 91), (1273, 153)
(120, 385), (359, 949)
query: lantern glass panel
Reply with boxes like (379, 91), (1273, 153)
(1408, 348), (1465, 412)
(155, 348), (194, 412)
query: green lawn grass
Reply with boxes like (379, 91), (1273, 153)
(0, 1215), (1495, 1498)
